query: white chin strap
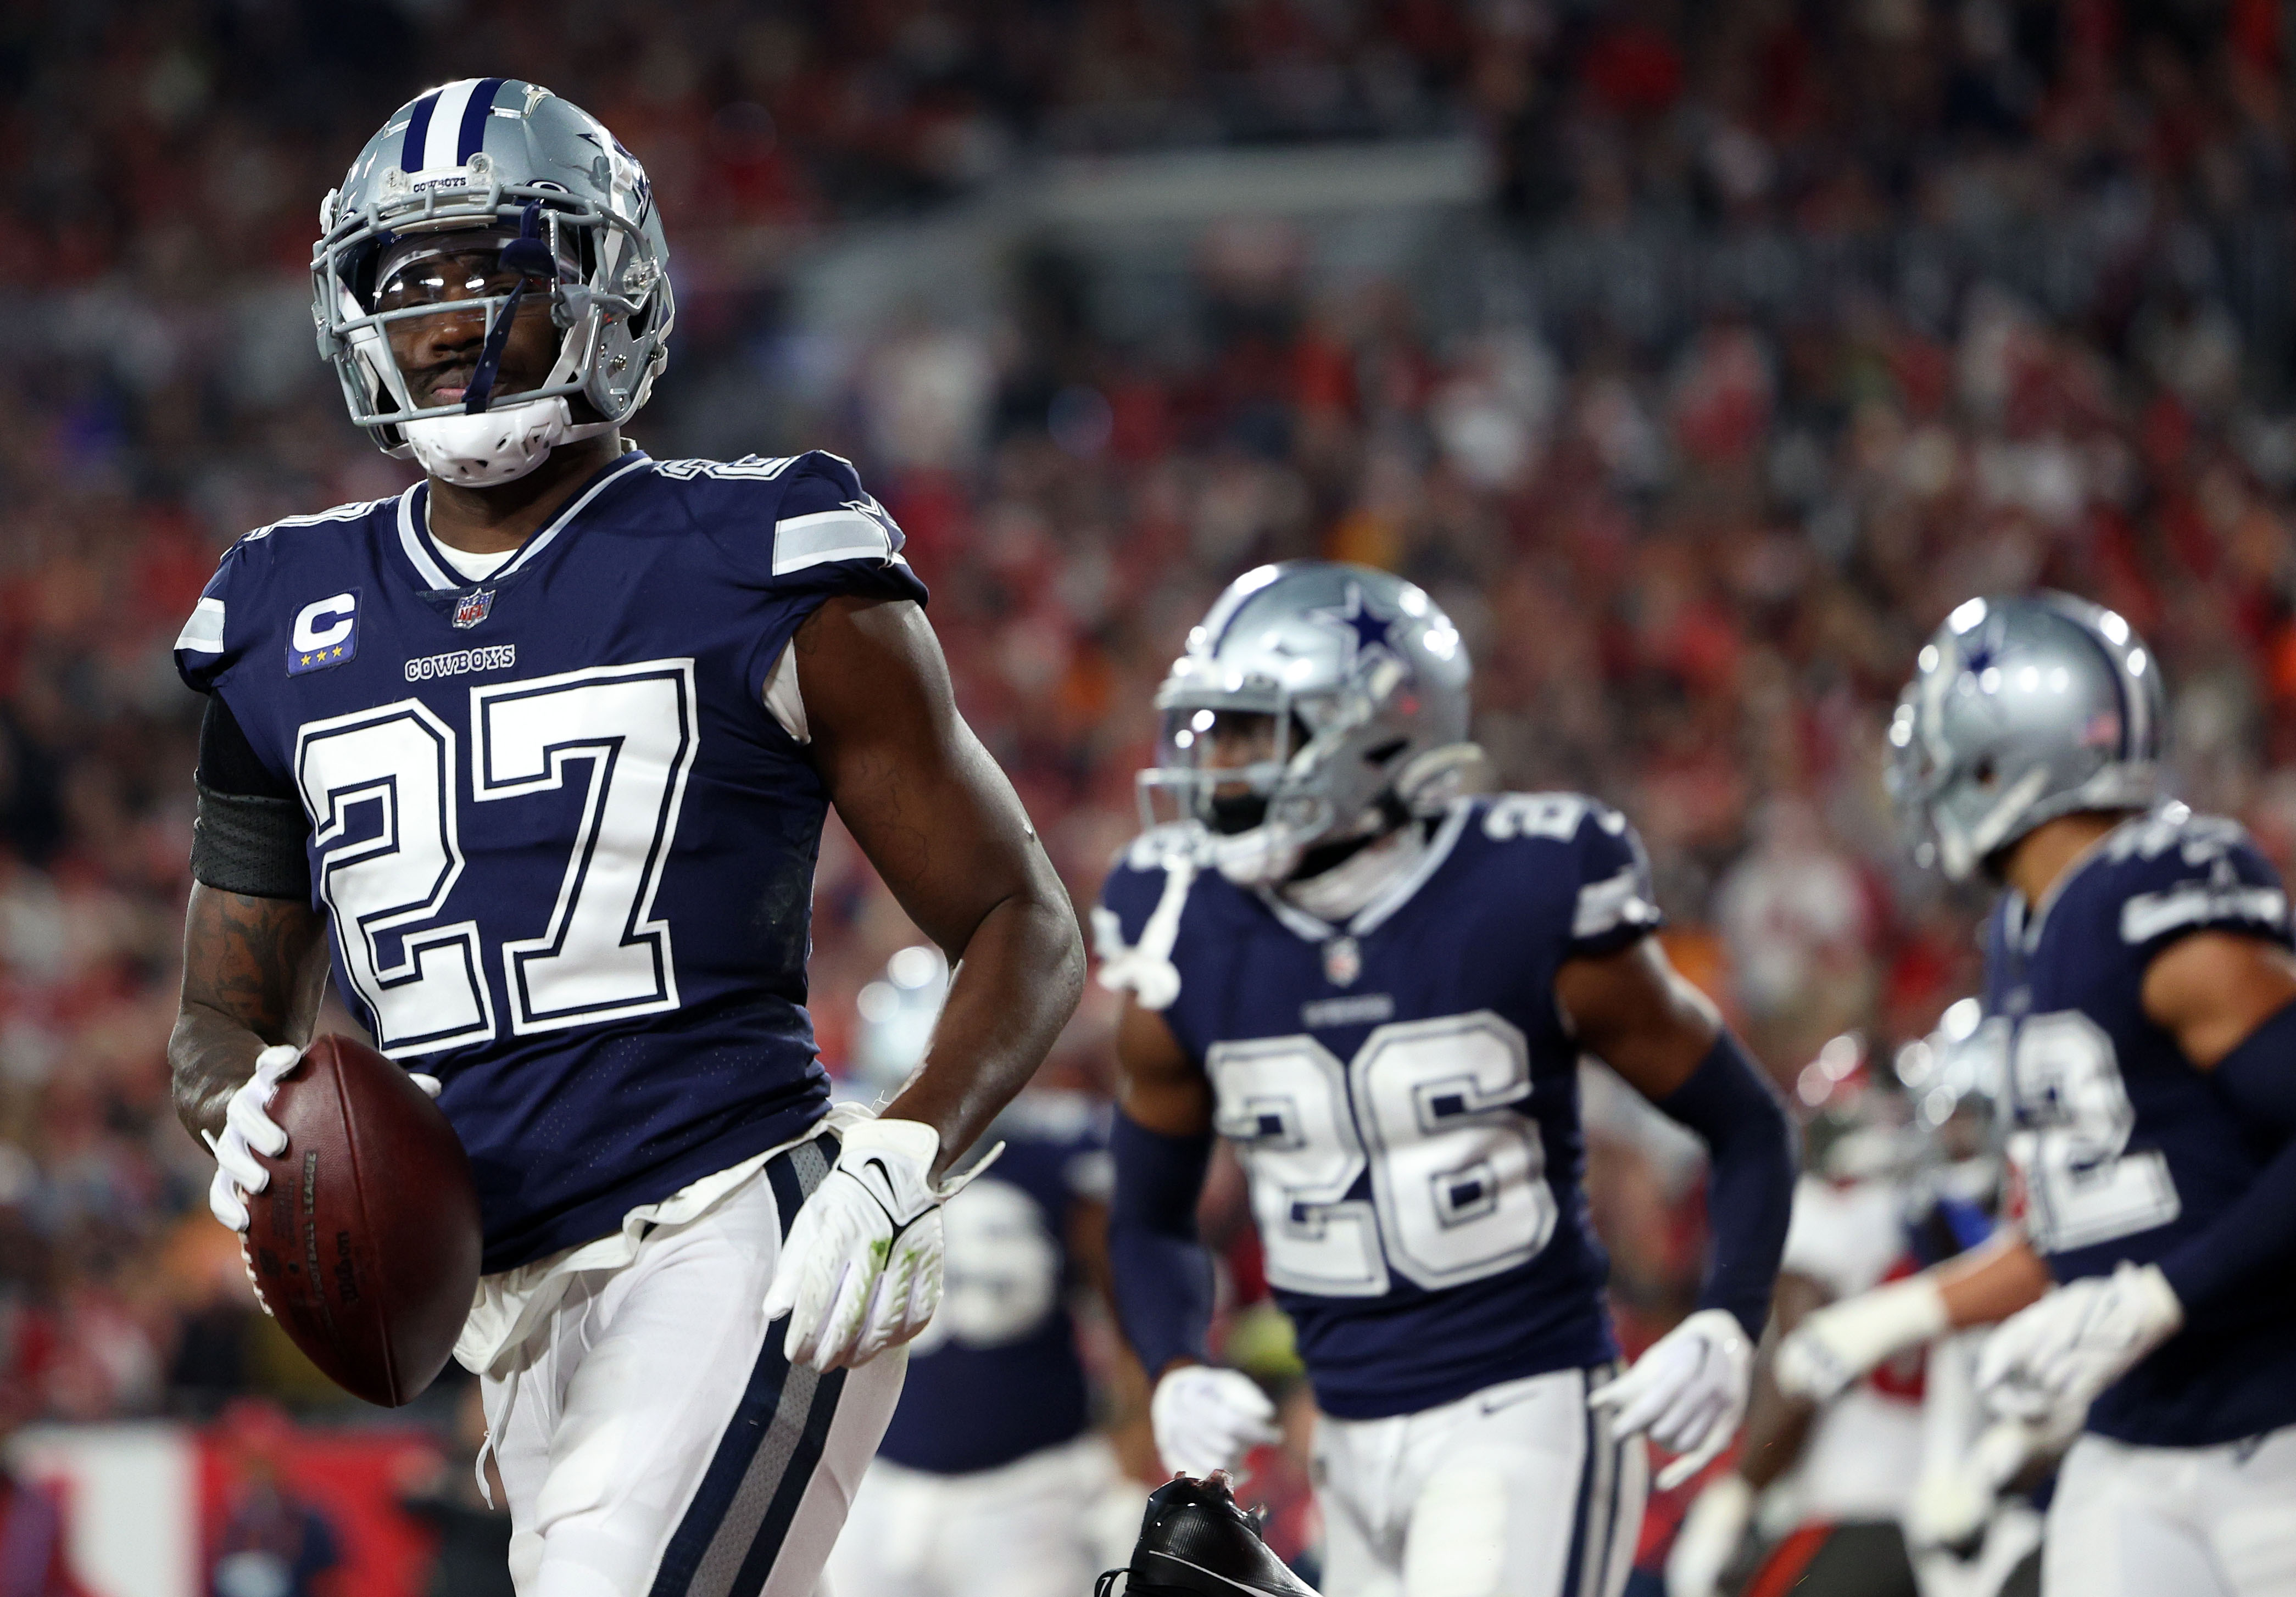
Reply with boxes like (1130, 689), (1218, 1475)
(1212, 823), (1305, 889)
(403, 397), (612, 488)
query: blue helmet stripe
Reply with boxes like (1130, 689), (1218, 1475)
(456, 78), (505, 164)
(400, 90), (441, 172)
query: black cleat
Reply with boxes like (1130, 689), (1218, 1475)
(1099, 1472), (1319, 1597)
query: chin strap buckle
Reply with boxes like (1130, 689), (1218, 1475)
(464, 203), (556, 416)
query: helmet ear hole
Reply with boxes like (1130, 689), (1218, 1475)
(1974, 756), (1997, 788)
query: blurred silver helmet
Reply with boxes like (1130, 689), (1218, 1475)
(1141, 561), (1478, 887)
(311, 78), (674, 487)
(848, 945), (949, 1103)
(1887, 593), (2165, 881)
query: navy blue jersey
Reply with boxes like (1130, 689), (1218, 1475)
(1982, 804), (2296, 1446)
(877, 1092), (1111, 1474)
(173, 449), (927, 1272)
(1096, 794), (1663, 1421)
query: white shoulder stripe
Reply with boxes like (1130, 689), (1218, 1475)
(175, 596), (225, 654)
(1574, 864), (1662, 940)
(772, 509), (892, 575)
(2121, 883), (2289, 945)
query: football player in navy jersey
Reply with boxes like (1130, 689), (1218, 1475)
(1774, 593), (2296, 1596)
(164, 81), (1082, 1597)
(823, 947), (1133, 1597)
(1096, 561), (1796, 1597)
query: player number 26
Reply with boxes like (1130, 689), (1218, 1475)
(291, 661), (701, 1056)
(1208, 1012), (1555, 1297)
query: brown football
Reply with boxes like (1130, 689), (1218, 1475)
(239, 1034), (481, 1406)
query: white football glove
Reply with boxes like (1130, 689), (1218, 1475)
(1665, 1471), (1753, 1597)
(1903, 1415), (2062, 1553)
(1976, 1262), (2182, 1423)
(202, 1045), (303, 1233)
(1773, 1275), (1949, 1404)
(1150, 1365), (1279, 1480)
(1589, 1309), (1754, 1490)
(763, 1119), (992, 1373)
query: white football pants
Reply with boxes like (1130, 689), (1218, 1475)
(823, 1433), (1129, 1597)
(483, 1140), (907, 1597)
(1314, 1367), (1645, 1597)
(2043, 1424), (2296, 1597)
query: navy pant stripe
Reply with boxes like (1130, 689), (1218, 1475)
(400, 91), (439, 172)
(457, 79), (505, 164)
(649, 1136), (843, 1597)
(1559, 1372), (1600, 1597)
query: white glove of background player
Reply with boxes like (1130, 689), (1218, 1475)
(1903, 1415), (2067, 1552)
(1151, 1365), (1279, 1479)
(1665, 1471), (1753, 1597)
(1774, 1275), (1949, 1403)
(764, 1118), (991, 1372)
(203, 1045), (302, 1233)
(1589, 1309), (1753, 1490)
(1976, 1262), (2182, 1423)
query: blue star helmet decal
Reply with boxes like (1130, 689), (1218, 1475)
(1307, 582), (1399, 665)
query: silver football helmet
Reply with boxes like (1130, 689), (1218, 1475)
(311, 78), (673, 486)
(1888, 593), (2165, 881)
(1142, 561), (1478, 887)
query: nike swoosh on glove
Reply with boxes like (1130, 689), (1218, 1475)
(1590, 1309), (1754, 1490)
(202, 1045), (303, 1233)
(762, 1118), (999, 1373)
(1151, 1365), (1279, 1481)
(1773, 1275), (1949, 1404)
(1976, 1262), (2182, 1423)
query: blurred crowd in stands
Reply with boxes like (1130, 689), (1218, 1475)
(0, 0), (2292, 1447)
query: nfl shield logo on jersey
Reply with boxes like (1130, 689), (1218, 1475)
(1324, 936), (1362, 986)
(453, 588), (495, 629)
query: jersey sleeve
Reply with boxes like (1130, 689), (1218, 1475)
(1564, 799), (1664, 959)
(171, 539), (263, 697)
(2106, 812), (2293, 965)
(712, 451), (932, 700)
(1094, 837), (1174, 957)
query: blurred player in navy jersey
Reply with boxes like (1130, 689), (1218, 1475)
(165, 79), (1081, 1597)
(1096, 561), (1797, 1597)
(1774, 593), (2296, 1597)
(1668, 1037), (2041, 1597)
(824, 947), (1134, 1597)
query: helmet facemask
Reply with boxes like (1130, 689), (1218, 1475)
(1140, 652), (1420, 889)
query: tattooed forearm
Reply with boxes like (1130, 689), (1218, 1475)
(168, 883), (331, 1142)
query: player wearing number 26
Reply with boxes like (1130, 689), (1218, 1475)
(1095, 561), (1796, 1597)
(1774, 593), (2296, 1597)
(165, 79), (1082, 1597)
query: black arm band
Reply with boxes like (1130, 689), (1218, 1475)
(191, 697), (309, 900)
(191, 784), (311, 900)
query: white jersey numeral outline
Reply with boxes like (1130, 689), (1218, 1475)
(2008, 1009), (2182, 1252)
(1210, 1010), (1552, 1297)
(472, 662), (700, 1034)
(295, 702), (494, 1054)
(293, 659), (700, 1056)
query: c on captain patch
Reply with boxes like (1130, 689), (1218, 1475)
(287, 590), (360, 675)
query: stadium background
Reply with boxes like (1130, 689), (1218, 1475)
(0, 0), (2288, 1591)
